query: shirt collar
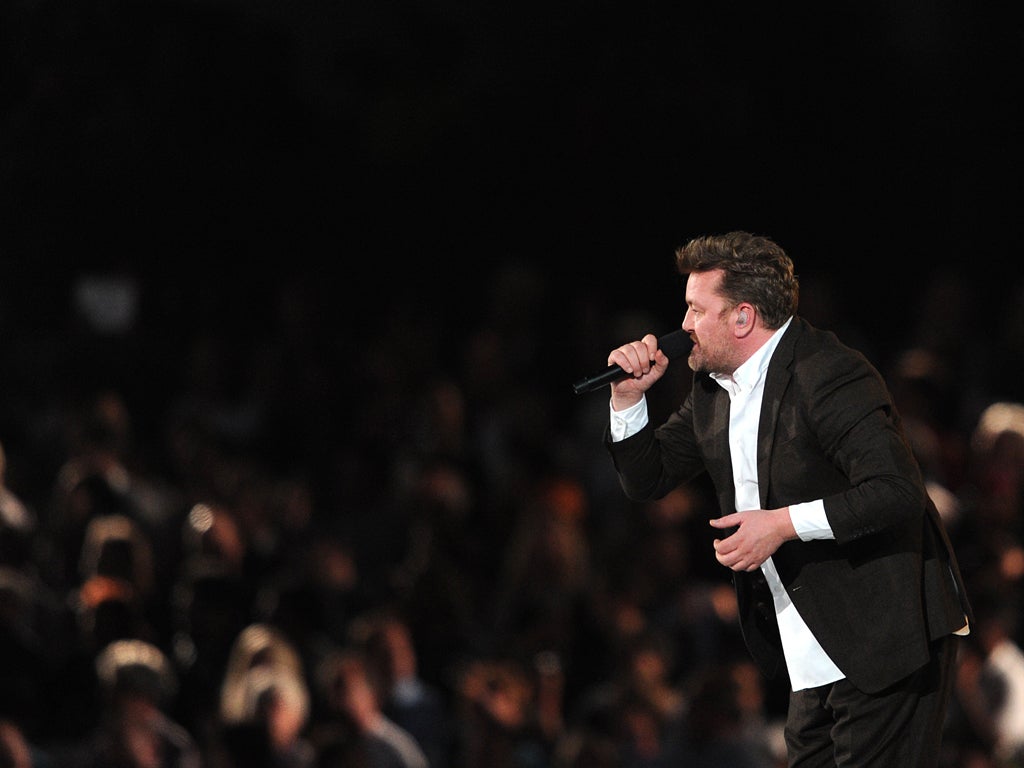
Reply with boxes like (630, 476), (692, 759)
(711, 316), (793, 396)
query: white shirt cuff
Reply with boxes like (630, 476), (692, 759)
(609, 397), (648, 441)
(790, 499), (834, 540)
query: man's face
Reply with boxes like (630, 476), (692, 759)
(681, 269), (738, 375)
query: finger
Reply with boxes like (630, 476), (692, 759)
(609, 347), (641, 374)
(631, 341), (655, 371)
(641, 334), (659, 358)
(717, 553), (746, 572)
(632, 342), (655, 373)
(714, 538), (732, 556)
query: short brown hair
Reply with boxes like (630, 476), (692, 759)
(675, 231), (799, 329)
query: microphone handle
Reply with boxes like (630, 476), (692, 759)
(572, 329), (690, 395)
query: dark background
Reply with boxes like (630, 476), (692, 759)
(0, 3), (1022, 760)
(1, 0), (1022, 453)
(3, 3), (1022, 290)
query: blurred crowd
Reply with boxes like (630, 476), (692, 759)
(1, 259), (1024, 768)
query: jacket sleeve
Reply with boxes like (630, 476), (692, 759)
(798, 346), (930, 546)
(605, 388), (710, 502)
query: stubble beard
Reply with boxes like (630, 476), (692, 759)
(689, 342), (732, 376)
(687, 348), (704, 373)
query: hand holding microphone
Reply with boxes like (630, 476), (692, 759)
(572, 329), (691, 395)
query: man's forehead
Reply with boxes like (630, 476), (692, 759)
(686, 269), (726, 302)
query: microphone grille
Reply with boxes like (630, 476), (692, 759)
(658, 329), (691, 360)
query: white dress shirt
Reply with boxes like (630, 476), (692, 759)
(609, 318), (844, 690)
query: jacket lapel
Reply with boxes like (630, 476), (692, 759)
(757, 319), (800, 508)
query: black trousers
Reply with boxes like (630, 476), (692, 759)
(784, 634), (960, 768)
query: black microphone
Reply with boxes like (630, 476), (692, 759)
(572, 329), (692, 395)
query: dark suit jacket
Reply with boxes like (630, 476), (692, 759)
(606, 316), (973, 693)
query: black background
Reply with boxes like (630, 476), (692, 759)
(0, 4), (1022, 749)
(1, 0), (1022, 379)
